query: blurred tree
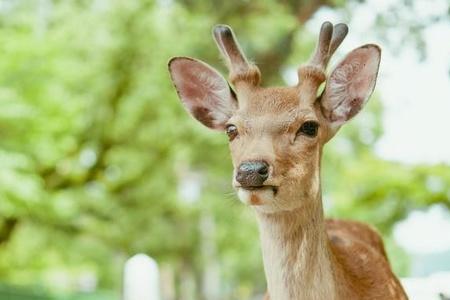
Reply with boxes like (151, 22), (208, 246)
(0, 0), (448, 299)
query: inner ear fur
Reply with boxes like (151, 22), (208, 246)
(320, 44), (381, 126)
(168, 57), (237, 130)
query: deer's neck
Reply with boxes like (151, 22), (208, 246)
(256, 196), (337, 300)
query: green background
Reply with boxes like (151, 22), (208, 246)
(0, 0), (449, 299)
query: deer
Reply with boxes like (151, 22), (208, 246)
(168, 22), (408, 300)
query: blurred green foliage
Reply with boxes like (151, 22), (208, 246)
(0, 0), (449, 299)
(0, 282), (114, 300)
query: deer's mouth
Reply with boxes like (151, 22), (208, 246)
(243, 186), (278, 194)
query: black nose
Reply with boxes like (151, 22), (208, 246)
(236, 161), (269, 187)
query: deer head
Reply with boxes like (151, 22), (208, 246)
(169, 22), (381, 213)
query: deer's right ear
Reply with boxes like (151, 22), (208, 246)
(168, 57), (237, 130)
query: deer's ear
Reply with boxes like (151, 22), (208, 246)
(169, 57), (236, 130)
(320, 44), (381, 126)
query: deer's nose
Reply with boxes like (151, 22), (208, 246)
(236, 161), (269, 187)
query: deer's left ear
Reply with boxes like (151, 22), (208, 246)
(320, 44), (381, 126)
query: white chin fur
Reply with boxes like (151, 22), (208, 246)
(237, 188), (275, 206)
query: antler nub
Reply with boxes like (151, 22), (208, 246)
(213, 24), (260, 86)
(309, 21), (333, 68)
(329, 23), (349, 57)
(298, 22), (348, 88)
(213, 25), (248, 72)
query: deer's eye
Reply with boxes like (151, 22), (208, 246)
(226, 124), (238, 141)
(297, 121), (319, 138)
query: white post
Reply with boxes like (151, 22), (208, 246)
(123, 254), (160, 300)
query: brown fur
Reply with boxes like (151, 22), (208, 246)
(327, 219), (407, 300)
